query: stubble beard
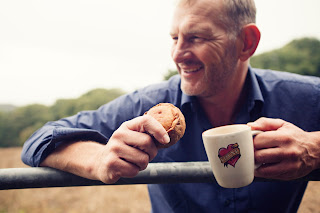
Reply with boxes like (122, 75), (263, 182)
(181, 44), (238, 99)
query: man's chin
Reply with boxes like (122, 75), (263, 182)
(181, 83), (202, 97)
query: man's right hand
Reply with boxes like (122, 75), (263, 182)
(40, 115), (170, 184)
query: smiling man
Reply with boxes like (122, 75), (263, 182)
(22, 0), (320, 212)
(170, 0), (258, 128)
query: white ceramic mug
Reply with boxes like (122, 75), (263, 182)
(202, 124), (262, 188)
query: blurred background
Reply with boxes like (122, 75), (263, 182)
(1, 0), (319, 106)
(0, 0), (319, 212)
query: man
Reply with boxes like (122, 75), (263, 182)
(22, 0), (320, 212)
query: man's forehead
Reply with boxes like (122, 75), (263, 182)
(172, 0), (222, 23)
(170, 20), (214, 36)
(170, 0), (223, 35)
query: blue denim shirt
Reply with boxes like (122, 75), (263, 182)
(22, 67), (320, 212)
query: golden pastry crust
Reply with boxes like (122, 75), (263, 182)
(144, 103), (186, 148)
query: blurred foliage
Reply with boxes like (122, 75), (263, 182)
(0, 88), (124, 147)
(1, 37), (319, 147)
(163, 69), (178, 81)
(251, 37), (320, 77)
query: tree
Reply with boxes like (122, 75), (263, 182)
(74, 88), (124, 113)
(250, 37), (320, 77)
(0, 88), (125, 147)
(163, 69), (178, 81)
(50, 88), (125, 120)
(0, 104), (51, 147)
(0, 112), (15, 147)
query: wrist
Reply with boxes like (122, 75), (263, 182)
(41, 140), (105, 181)
(309, 131), (320, 170)
(71, 141), (106, 181)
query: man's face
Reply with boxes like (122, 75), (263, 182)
(170, 0), (240, 99)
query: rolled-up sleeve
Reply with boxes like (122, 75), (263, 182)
(21, 76), (180, 167)
(21, 124), (109, 167)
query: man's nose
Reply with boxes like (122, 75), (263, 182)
(172, 40), (191, 63)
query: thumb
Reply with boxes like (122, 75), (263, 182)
(247, 117), (286, 131)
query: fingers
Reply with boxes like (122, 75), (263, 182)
(254, 161), (301, 180)
(97, 115), (169, 184)
(112, 115), (170, 160)
(255, 163), (285, 180)
(99, 154), (141, 183)
(111, 125), (158, 161)
(124, 115), (170, 145)
(247, 117), (287, 131)
(253, 131), (286, 149)
(249, 117), (296, 149)
(107, 138), (153, 170)
(254, 148), (305, 180)
(254, 146), (295, 180)
(98, 137), (154, 184)
(254, 147), (283, 164)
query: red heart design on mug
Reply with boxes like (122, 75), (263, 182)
(218, 143), (241, 167)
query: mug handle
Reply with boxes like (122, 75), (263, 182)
(252, 130), (263, 136)
(251, 130), (263, 169)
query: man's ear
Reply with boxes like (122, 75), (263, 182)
(238, 24), (261, 61)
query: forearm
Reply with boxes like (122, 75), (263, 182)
(40, 140), (104, 181)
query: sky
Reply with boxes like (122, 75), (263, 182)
(1, 0), (319, 106)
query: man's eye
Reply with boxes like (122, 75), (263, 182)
(171, 37), (178, 44)
(190, 36), (203, 42)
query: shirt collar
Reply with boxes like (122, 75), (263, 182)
(181, 92), (197, 114)
(247, 66), (264, 111)
(180, 66), (264, 114)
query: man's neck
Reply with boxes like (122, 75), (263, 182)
(198, 93), (242, 127)
(198, 66), (248, 127)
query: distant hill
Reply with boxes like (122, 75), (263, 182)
(0, 104), (16, 112)
(251, 37), (320, 77)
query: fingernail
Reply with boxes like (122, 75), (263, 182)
(163, 134), (170, 144)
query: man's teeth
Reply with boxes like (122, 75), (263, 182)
(184, 67), (202, 73)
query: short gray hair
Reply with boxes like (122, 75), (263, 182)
(175, 0), (257, 37)
(221, 0), (256, 36)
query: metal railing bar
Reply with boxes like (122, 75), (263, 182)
(1, 162), (319, 190)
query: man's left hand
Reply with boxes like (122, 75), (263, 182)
(247, 117), (320, 180)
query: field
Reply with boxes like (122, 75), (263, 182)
(0, 147), (319, 213)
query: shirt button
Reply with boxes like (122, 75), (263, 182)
(224, 199), (231, 206)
